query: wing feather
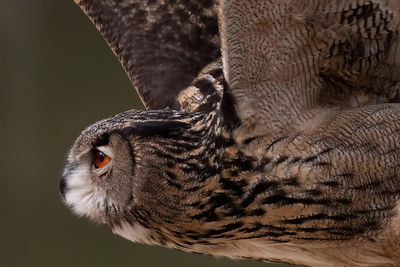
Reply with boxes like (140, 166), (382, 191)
(74, 0), (220, 109)
(220, 0), (400, 136)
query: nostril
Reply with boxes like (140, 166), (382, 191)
(59, 176), (67, 200)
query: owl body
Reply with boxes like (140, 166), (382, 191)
(61, 0), (400, 266)
(62, 102), (400, 266)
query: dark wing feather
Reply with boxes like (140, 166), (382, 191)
(74, 0), (220, 109)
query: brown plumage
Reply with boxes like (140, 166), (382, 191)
(61, 0), (400, 266)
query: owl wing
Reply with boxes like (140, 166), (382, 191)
(220, 0), (400, 136)
(73, 0), (220, 109)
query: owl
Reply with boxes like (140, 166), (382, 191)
(61, 0), (400, 266)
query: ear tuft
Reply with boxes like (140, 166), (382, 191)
(120, 121), (190, 138)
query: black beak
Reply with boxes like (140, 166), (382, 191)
(59, 175), (67, 200)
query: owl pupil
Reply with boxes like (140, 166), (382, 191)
(99, 152), (105, 162)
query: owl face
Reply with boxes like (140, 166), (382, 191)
(60, 109), (200, 226)
(60, 117), (136, 224)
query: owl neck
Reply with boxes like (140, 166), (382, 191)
(122, 123), (388, 248)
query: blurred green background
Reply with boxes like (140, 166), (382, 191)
(1, 1), (288, 266)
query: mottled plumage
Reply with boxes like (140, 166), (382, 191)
(61, 0), (400, 266)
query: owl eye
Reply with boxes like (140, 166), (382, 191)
(94, 150), (110, 169)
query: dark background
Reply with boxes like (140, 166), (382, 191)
(1, 1), (288, 266)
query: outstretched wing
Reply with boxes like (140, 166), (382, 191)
(220, 0), (400, 136)
(74, 0), (220, 109)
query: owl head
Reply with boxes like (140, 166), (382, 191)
(60, 109), (205, 227)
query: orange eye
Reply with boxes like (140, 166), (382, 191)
(94, 150), (110, 169)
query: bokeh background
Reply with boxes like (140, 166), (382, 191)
(1, 1), (289, 266)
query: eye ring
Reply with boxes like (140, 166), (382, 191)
(94, 150), (110, 169)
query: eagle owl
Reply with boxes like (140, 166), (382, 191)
(61, 0), (400, 266)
